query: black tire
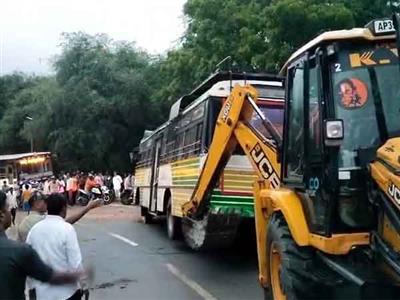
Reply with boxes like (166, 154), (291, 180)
(166, 196), (181, 240)
(121, 191), (132, 205)
(265, 214), (315, 300)
(141, 206), (154, 224)
(103, 194), (111, 205)
(109, 190), (115, 203)
(134, 188), (140, 206)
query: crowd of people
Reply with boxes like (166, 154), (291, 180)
(0, 170), (135, 300)
(1, 171), (135, 218)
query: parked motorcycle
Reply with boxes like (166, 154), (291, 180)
(76, 187), (102, 206)
(101, 185), (112, 205)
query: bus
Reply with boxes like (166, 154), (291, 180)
(135, 72), (284, 249)
(0, 152), (53, 185)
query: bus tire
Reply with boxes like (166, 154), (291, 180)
(134, 188), (140, 206)
(141, 206), (154, 224)
(166, 196), (181, 240)
(265, 214), (315, 300)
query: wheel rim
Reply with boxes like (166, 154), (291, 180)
(270, 242), (287, 300)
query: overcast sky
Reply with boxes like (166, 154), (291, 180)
(0, 0), (186, 75)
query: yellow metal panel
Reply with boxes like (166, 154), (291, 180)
(376, 137), (400, 171)
(263, 188), (309, 244)
(135, 167), (149, 186)
(308, 233), (370, 255)
(263, 187), (370, 254)
(371, 138), (400, 211)
(172, 188), (192, 217)
(253, 181), (269, 288)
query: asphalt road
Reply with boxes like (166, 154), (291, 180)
(72, 204), (263, 300)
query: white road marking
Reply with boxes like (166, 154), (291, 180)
(109, 233), (139, 247)
(166, 263), (218, 300)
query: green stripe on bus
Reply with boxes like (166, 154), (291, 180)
(210, 194), (253, 202)
(209, 204), (254, 218)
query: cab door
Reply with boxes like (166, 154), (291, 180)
(149, 134), (163, 212)
(283, 55), (328, 235)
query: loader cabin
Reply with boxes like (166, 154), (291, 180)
(279, 19), (400, 236)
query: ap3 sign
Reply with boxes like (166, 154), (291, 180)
(374, 19), (395, 35)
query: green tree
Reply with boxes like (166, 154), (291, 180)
(50, 32), (160, 171)
(0, 77), (59, 153)
(265, 0), (355, 69)
(156, 0), (400, 102)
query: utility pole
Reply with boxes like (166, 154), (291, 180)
(25, 115), (34, 153)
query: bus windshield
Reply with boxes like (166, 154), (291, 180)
(332, 42), (400, 168)
(250, 101), (284, 140)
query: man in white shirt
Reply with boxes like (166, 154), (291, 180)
(27, 193), (83, 300)
(6, 187), (18, 226)
(43, 178), (51, 195)
(112, 172), (123, 201)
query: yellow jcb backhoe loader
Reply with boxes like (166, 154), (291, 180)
(182, 17), (400, 299)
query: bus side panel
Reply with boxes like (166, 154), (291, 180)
(171, 156), (202, 218)
(223, 155), (255, 194)
(168, 153), (256, 219)
(211, 155), (255, 218)
(156, 163), (173, 212)
(135, 167), (152, 208)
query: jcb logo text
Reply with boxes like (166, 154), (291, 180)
(221, 100), (232, 123)
(250, 143), (279, 189)
(388, 182), (400, 205)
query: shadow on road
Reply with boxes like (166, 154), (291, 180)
(144, 215), (258, 266)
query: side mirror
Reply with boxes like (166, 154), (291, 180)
(324, 119), (344, 147)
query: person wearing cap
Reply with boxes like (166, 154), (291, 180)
(17, 192), (102, 243)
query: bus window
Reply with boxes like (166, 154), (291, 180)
(253, 85), (285, 99)
(250, 103), (284, 139)
(191, 104), (205, 122)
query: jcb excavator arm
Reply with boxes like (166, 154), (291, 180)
(181, 85), (281, 219)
